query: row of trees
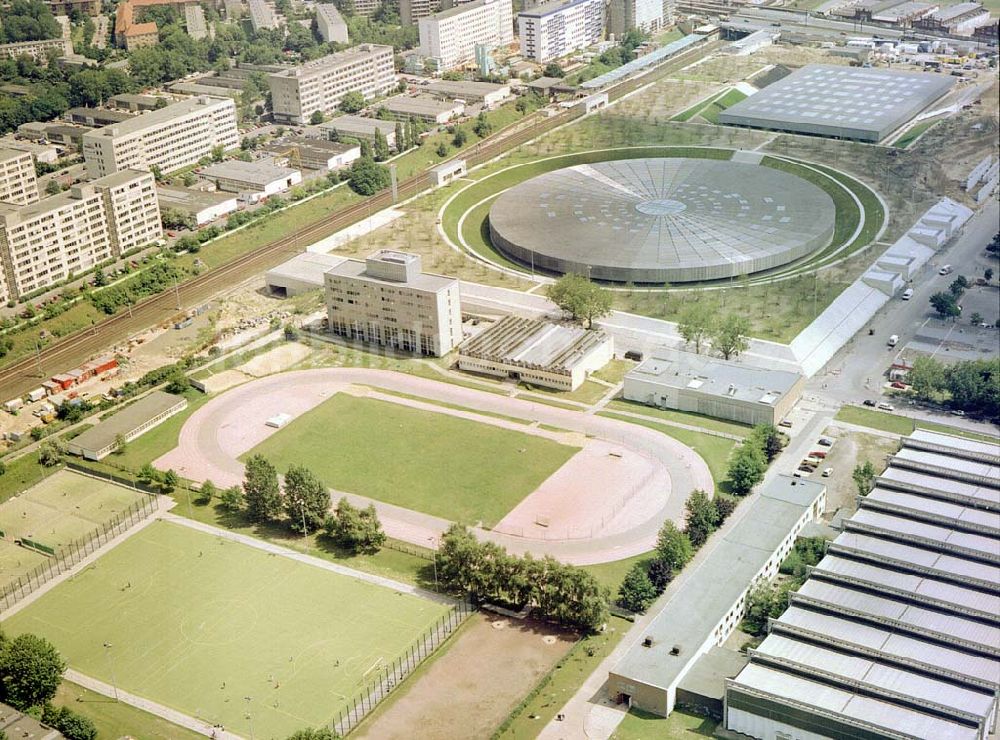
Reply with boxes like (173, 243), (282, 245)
(906, 356), (1000, 419)
(435, 524), (609, 632)
(616, 490), (739, 613)
(0, 0), (60, 43)
(677, 306), (752, 361)
(728, 424), (784, 496)
(743, 536), (826, 636)
(221, 456), (386, 553)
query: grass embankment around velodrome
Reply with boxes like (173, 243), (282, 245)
(243, 393), (579, 527)
(4, 519), (449, 739)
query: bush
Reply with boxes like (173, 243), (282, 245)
(41, 705), (97, 740)
(616, 562), (657, 613)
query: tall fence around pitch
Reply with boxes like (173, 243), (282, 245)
(332, 598), (476, 736)
(0, 493), (157, 613)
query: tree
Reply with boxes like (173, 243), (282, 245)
(946, 359), (1000, 418)
(908, 355), (946, 401)
(37, 439), (64, 467)
(710, 314), (751, 360)
(949, 275), (969, 296)
(92, 265), (108, 287)
(970, 312), (983, 326)
(347, 157), (390, 196)
(198, 479), (217, 505)
(165, 369), (190, 394)
(220, 485), (244, 513)
(0, 633), (66, 709)
(435, 141), (448, 158)
(929, 291), (960, 318)
(616, 562), (656, 613)
(646, 558), (672, 592)
(714, 495), (737, 524)
(728, 442), (766, 495)
(339, 90), (365, 113)
(283, 465), (330, 535)
(41, 705), (97, 740)
(162, 469), (179, 491)
(852, 460), (876, 496)
(452, 128), (467, 148)
(44, 179), (61, 195)
(372, 127), (390, 161)
(654, 520), (692, 572)
(472, 111), (492, 138)
(243, 454), (282, 523)
(749, 424), (783, 462)
(113, 433), (128, 455)
(985, 268), (994, 282)
(684, 489), (719, 548)
(137, 462), (157, 484)
(309, 109), (325, 124)
(394, 121), (405, 153)
(324, 498), (385, 553)
(546, 273), (612, 328)
(676, 305), (714, 354)
(542, 62), (564, 78)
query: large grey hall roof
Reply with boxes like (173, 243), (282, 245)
(488, 158), (836, 283)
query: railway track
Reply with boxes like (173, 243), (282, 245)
(0, 38), (720, 400)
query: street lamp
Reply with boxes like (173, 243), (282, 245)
(427, 537), (439, 592)
(103, 642), (119, 702)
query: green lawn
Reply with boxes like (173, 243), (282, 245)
(583, 550), (656, 593)
(894, 119), (939, 149)
(53, 681), (204, 740)
(518, 378), (611, 406)
(699, 88), (747, 124)
(5, 520), (448, 740)
(106, 389), (209, 472)
(592, 359), (636, 385)
(244, 394), (579, 527)
(671, 90), (728, 122)
(835, 405), (914, 435)
(611, 708), (717, 739)
(0, 452), (60, 505)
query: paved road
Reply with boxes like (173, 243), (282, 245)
(810, 198), (1000, 433)
(155, 368), (714, 565)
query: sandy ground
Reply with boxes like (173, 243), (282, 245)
(356, 613), (575, 740)
(155, 369), (713, 564)
(816, 425), (900, 518)
(493, 439), (667, 541)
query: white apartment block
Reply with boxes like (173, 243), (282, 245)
(316, 3), (349, 42)
(0, 149), (39, 206)
(325, 250), (462, 357)
(608, 0), (666, 36)
(400, 0), (439, 25)
(417, 0), (514, 71)
(0, 37), (70, 61)
(82, 96), (240, 179)
(518, 0), (603, 63)
(352, 0), (382, 16)
(268, 44), (397, 125)
(0, 170), (161, 302)
(248, 0), (282, 30)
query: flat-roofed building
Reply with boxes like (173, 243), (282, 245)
(623, 352), (804, 426)
(109, 93), (166, 111)
(317, 115), (398, 147)
(417, 0), (514, 71)
(114, 0), (159, 49)
(0, 136), (59, 165)
(199, 159), (302, 196)
(47, 0), (99, 15)
(725, 429), (1000, 740)
(268, 44), (396, 125)
(67, 390), (188, 460)
(381, 95), (465, 123)
(352, 0), (382, 15)
(609, 475), (827, 717)
(518, 0), (604, 63)
(325, 249), (462, 356)
(66, 107), (134, 127)
(0, 149), (39, 206)
(316, 2), (349, 42)
(266, 252), (347, 296)
(261, 136), (361, 169)
(82, 96), (240, 178)
(608, 0), (668, 36)
(156, 184), (238, 225)
(248, 0), (282, 29)
(185, 4), (209, 39)
(0, 169), (161, 302)
(425, 79), (510, 107)
(915, 1), (992, 33)
(459, 315), (612, 390)
(400, 0), (439, 25)
(18, 121), (90, 147)
(0, 37), (70, 61)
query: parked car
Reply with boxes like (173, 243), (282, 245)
(891, 381), (907, 389)
(939, 265), (953, 275)
(877, 402), (895, 411)
(818, 437), (834, 446)
(863, 399), (877, 407)
(778, 419), (793, 428)
(822, 467), (833, 477)
(810, 450), (828, 459)
(950, 409), (966, 416)
(901, 288), (914, 300)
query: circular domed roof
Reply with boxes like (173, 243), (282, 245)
(487, 157), (837, 283)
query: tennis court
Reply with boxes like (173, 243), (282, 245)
(0, 470), (147, 590)
(4, 520), (450, 739)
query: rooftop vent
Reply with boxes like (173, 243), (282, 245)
(642, 637), (653, 648)
(670, 645), (681, 656)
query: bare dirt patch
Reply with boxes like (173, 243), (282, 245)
(356, 613), (575, 740)
(237, 342), (313, 377)
(819, 426), (900, 518)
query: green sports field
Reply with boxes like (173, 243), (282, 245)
(3, 520), (448, 739)
(244, 394), (579, 527)
(0, 470), (147, 590)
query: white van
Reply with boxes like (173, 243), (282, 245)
(901, 288), (914, 300)
(939, 265), (953, 275)
(888, 334), (899, 347)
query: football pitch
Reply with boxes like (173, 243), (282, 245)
(4, 520), (449, 738)
(0, 470), (147, 590)
(244, 394), (579, 526)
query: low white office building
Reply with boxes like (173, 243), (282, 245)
(518, 0), (604, 63)
(156, 185), (239, 226)
(199, 160), (302, 197)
